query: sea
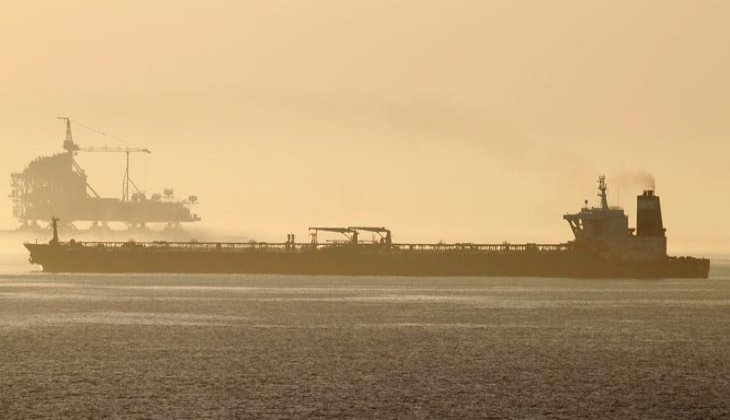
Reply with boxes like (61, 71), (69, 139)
(1, 249), (729, 419)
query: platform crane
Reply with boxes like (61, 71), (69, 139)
(58, 117), (151, 202)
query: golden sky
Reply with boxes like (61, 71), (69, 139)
(1, 1), (729, 253)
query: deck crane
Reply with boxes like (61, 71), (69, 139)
(58, 117), (151, 202)
(348, 226), (392, 246)
(308, 227), (358, 245)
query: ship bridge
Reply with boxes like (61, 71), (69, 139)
(563, 176), (630, 243)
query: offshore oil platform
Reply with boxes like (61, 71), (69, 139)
(25, 176), (710, 278)
(9, 118), (200, 238)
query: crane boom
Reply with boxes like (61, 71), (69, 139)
(77, 146), (151, 154)
(348, 226), (390, 233)
(349, 226), (392, 245)
(308, 227), (358, 245)
(308, 227), (353, 234)
(57, 117), (151, 202)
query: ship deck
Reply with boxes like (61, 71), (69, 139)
(42, 240), (572, 254)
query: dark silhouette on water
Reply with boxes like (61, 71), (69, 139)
(24, 177), (710, 278)
(49, 216), (60, 246)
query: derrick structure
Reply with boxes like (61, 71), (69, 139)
(10, 118), (200, 230)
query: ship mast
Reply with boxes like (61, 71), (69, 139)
(50, 216), (60, 245)
(598, 175), (609, 210)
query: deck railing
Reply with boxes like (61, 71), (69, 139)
(59, 240), (570, 253)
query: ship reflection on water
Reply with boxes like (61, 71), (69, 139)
(1, 269), (729, 418)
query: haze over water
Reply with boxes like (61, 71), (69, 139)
(2, 261), (729, 418)
(2, 1), (730, 254)
(2, 1), (730, 418)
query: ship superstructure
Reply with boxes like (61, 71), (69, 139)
(10, 118), (200, 232)
(563, 176), (667, 261)
(24, 176), (710, 278)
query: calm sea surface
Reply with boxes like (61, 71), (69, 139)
(1, 255), (729, 419)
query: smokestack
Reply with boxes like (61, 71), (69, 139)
(636, 190), (665, 237)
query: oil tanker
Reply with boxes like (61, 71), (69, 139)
(24, 177), (710, 278)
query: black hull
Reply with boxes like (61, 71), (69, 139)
(25, 244), (710, 279)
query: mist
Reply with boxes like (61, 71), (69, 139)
(2, 0), (729, 255)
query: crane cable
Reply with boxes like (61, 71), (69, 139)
(69, 119), (149, 198)
(70, 120), (139, 147)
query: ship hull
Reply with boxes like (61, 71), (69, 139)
(25, 244), (710, 279)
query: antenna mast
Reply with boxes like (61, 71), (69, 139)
(598, 175), (609, 210)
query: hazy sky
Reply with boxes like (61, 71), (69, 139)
(2, 1), (729, 252)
